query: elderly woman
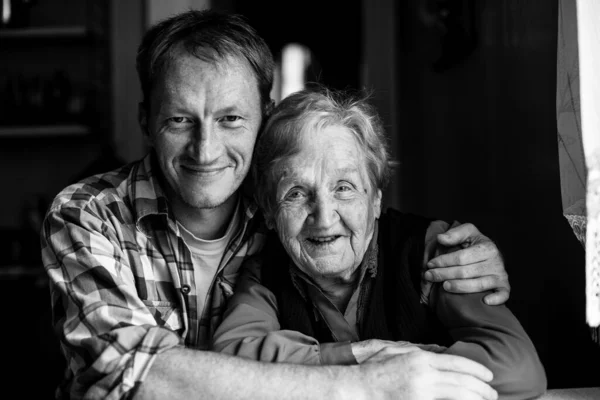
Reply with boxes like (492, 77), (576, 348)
(212, 88), (546, 399)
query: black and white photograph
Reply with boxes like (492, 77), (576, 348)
(1, 0), (599, 399)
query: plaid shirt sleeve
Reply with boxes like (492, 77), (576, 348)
(41, 199), (183, 400)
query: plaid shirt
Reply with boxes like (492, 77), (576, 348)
(41, 154), (267, 400)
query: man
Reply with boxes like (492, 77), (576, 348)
(41, 9), (510, 400)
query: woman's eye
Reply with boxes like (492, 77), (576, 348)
(337, 183), (353, 192)
(286, 190), (306, 200)
(335, 183), (356, 198)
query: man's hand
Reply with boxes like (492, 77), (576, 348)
(351, 339), (447, 364)
(424, 222), (510, 306)
(359, 350), (498, 400)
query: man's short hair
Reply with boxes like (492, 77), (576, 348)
(136, 9), (275, 110)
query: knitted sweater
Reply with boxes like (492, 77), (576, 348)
(260, 209), (452, 346)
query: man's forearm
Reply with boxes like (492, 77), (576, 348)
(135, 346), (369, 400)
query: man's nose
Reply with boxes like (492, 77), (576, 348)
(190, 123), (221, 164)
(308, 194), (339, 228)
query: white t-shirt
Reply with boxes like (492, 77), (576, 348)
(177, 203), (242, 318)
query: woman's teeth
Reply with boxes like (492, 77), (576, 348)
(308, 236), (339, 243)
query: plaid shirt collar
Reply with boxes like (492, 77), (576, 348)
(123, 152), (263, 348)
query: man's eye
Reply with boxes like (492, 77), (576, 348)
(221, 116), (241, 122)
(167, 117), (191, 126)
(218, 115), (244, 127)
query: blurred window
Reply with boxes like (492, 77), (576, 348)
(271, 43), (311, 103)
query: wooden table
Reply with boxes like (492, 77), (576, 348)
(538, 387), (600, 399)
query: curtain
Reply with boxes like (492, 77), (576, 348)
(558, 0), (600, 342)
(558, 0), (586, 243)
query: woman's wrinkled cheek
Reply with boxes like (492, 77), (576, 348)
(275, 206), (307, 254)
(346, 196), (376, 257)
(346, 200), (366, 232)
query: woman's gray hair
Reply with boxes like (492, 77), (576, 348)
(253, 87), (393, 220)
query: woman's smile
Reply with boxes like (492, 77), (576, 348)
(273, 124), (382, 281)
(303, 235), (344, 253)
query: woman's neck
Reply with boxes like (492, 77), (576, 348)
(316, 269), (361, 314)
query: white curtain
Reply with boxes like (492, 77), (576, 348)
(558, 0), (600, 339)
(557, 0), (586, 244)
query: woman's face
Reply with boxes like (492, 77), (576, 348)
(272, 124), (382, 283)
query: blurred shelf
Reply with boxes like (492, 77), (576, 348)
(0, 25), (88, 39)
(0, 264), (46, 281)
(0, 124), (91, 137)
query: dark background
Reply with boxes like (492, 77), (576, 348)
(1, 0), (599, 398)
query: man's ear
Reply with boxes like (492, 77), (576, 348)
(138, 102), (153, 147)
(256, 99), (275, 143)
(264, 99), (276, 117)
(373, 189), (382, 219)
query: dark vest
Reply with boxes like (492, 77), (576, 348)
(261, 209), (452, 346)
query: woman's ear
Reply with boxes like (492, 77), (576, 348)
(373, 189), (382, 219)
(265, 215), (276, 231)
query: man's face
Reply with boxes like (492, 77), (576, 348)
(141, 49), (263, 210)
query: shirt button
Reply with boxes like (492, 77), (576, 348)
(180, 284), (191, 295)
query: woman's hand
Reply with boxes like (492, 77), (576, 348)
(351, 339), (446, 364)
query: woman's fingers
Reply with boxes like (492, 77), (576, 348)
(353, 339), (423, 363)
(414, 343), (448, 353)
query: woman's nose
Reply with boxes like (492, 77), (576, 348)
(308, 195), (339, 228)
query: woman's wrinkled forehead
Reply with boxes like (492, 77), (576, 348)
(274, 124), (369, 186)
(283, 112), (344, 154)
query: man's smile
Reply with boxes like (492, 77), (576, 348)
(180, 164), (230, 177)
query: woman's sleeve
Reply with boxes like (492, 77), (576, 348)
(211, 257), (355, 365)
(434, 287), (547, 399)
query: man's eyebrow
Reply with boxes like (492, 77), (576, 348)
(216, 105), (244, 114)
(157, 98), (189, 113)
